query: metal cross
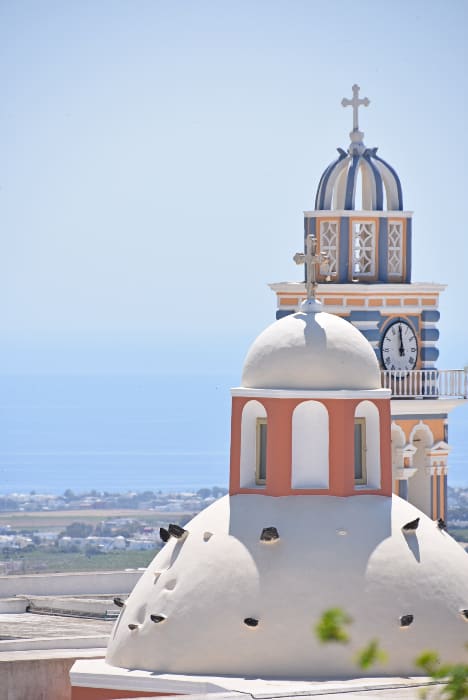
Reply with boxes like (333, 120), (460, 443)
(293, 235), (329, 301)
(341, 84), (370, 132)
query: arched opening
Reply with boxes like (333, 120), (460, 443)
(408, 422), (433, 516)
(291, 401), (329, 489)
(354, 401), (381, 489)
(240, 400), (267, 489)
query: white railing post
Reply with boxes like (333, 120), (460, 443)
(381, 368), (467, 399)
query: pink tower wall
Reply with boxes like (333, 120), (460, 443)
(229, 396), (392, 497)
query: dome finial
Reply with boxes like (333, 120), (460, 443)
(341, 84), (370, 156)
(293, 234), (329, 313)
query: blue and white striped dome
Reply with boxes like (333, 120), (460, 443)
(315, 146), (403, 211)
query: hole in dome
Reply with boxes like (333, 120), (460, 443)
(165, 578), (177, 591)
(260, 526), (279, 542)
(150, 614), (167, 624)
(400, 614), (414, 628)
(244, 617), (259, 628)
(459, 610), (468, 621)
(203, 531), (213, 541)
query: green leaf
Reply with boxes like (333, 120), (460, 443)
(355, 639), (387, 670)
(315, 608), (353, 645)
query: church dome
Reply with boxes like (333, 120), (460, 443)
(315, 146), (403, 211)
(241, 305), (380, 391)
(106, 494), (468, 678)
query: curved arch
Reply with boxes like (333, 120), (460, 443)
(291, 401), (329, 488)
(373, 156), (403, 210)
(355, 401), (381, 489)
(409, 421), (433, 446)
(240, 400), (267, 489)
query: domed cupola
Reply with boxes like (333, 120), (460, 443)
(305, 85), (413, 283)
(315, 145), (403, 212)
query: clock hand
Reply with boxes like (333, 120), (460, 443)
(398, 324), (405, 356)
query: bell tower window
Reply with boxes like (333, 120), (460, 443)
(351, 221), (376, 278)
(354, 418), (367, 485)
(319, 221), (338, 277)
(256, 418), (267, 484)
(388, 221), (403, 279)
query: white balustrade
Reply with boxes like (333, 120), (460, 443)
(380, 369), (468, 399)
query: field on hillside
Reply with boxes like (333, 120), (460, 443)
(0, 509), (194, 531)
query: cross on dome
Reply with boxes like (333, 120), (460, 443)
(293, 234), (329, 301)
(341, 84), (370, 155)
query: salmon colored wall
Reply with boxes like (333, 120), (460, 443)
(394, 418), (445, 443)
(230, 396), (392, 497)
(72, 687), (177, 699)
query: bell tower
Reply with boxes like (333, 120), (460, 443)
(270, 85), (467, 521)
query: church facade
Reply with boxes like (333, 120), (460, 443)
(270, 85), (467, 522)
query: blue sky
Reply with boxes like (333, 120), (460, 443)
(1, 0), (468, 374)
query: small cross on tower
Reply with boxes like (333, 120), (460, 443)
(341, 84), (370, 133)
(293, 235), (329, 301)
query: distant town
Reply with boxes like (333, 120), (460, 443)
(0, 485), (467, 575)
(0, 487), (228, 574)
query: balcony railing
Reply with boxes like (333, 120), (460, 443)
(381, 369), (468, 399)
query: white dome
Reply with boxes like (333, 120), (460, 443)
(107, 494), (468, 678)
(241, 309), (380, 391)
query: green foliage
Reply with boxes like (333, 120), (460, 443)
(315, 607), (352, 644)
(314, 609), (468, 700)
(416, 651), (468, 700)
(355, 639), (387, 670)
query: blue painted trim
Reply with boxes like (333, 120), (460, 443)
(444, 474), (448, 522)
(391, 413), (448, 421)
(359, 329), (380, 341)
(378, 218), (388, 282)
(339, 216), (350, 281)
(344, 156), (360, 210)
(421, 347), (439, 361)
(363, 154), (384, 210)
(276, 309), (294, 320)
(421, 328), (439, 342)
(399, 480), (408, 500)
(373, 154), (404, 210)
(315, 152), (347, 210)
(421, 310), (440, 322)
(430, 476), (434, 519)
(348, 310), (382, 321)
(405, 217), (412, 282)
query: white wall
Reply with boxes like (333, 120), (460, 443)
(291, 401), (329, 488)
(240, 400), (266, 488)
(355, 401), (380, 489)
(408, 423), (433, 516)
(0, 570), (142, 598)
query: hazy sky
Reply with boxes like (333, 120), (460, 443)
(2, 0), (468, 374)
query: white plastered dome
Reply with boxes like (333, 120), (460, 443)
(241, 306), (380, 391)
(106, 494), (468, 678)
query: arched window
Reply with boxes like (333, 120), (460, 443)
(240, 400), (267, 488)
(291, 401), (329, 489)
(354, 401), (381, 489)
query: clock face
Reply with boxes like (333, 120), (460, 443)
(381, 320), (418, 372)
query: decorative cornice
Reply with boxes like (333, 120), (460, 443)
(303, 210), (414, 218)
(231, 388), (391, 399)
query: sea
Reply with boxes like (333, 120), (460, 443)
(1, 372), (468, 495)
